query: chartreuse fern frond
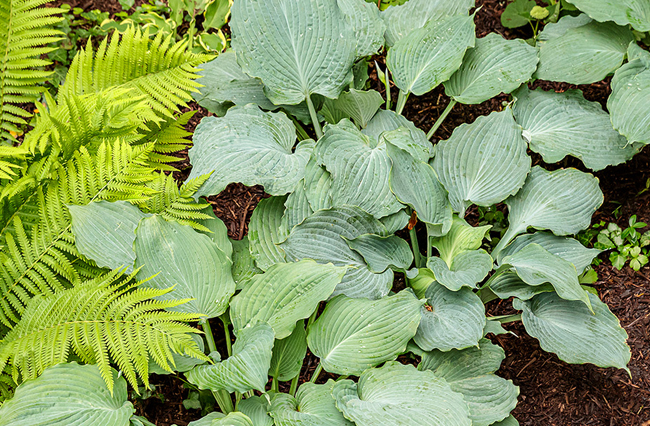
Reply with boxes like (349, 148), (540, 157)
(139, 172), (212, 231)
(0, 370), (14, 403)
(0, 269), (210, 393)
(61, 26), (214, 116)
(0, 147), (26, 180)
(0, 140), (157, 328)
(139, 110), (195, 170)
(0, 0), (64, 143)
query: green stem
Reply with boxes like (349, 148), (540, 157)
(306, 94), (323, 139)
(289, 373), (300, 396)
(426, 99), (457, 140)
(492, 226), (523, 260)
(201, 319), (217, 354)
(246, 391), (254, 398)
(426, 235), (432, 260)
(478, 286), (499, 304)
(309, 363), (323, 384)
(220, 315), (232, 358)
(292, 117), (310, 141)
(396, 90), (409, 115)
(214, 389), (234, 414)
(385, 67), (391, 110)
(271, 376), (279, 393)
(235, 392), (242, 410)
(410, 226), (423, 268)
(187, 18), (196, 50)
(307, 309), (318, 328)
(336, 375), (349, 382)
(489, 313), (522, 324)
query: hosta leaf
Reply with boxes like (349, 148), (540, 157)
(513, 87), (638, 171)
(69, 201), (148, 273)
(193, 52), (276, 115)
(0, 363), (133, 426)
(188, 413), (225, 426)
(186, 323), (274, 393)
(316, 120), (403, 218)
(196, 208), (233, 260)
(280, 181), (313, 236)
(387, 14), (476, 96)
(608, 50), (650, 145)
(231, 237), (262, 289)
(387, 142), (453, 237)
(419, 340), (518, 426)
(249, 196), (288, 271)
(493, 416), (520, 426)
(134, 215), (235, 318)
(498, 166), (603, 253)
(409, 268), (436, 299)
(188, 105), (313, 198)
(513, 292), (631, 371)
(500, 0), (536, 28)
(280, 206), (393, 299)
(381, 127), (432, 163)
(332, 362), (471, 426)
(238, 396), (274, 426)
(269, 321), (307, 381)
(380, 209), (410, 234)
(363, 110), (431, 160)
(565, 0), (650, 31)
(307, 291), (423, 375)
(502, 243), (591, 309)
(382, 0), (475, 46)
(427, 250), (493, 291)
(321, 89), (384, 129)
(271, 380), (354, 426)
(489, 271), (555, 301)
(414, 282), (486, 352)
(304, 157), (334, 211)
(535, 15), (634, 85)
(230, 260), (346, 339)
(432, 109), (531, 216)
(230, 0), (356, 105)
(344, 233), (414, 273)
(211, 413), (255, 426)
(497, 232), (601, 274)
(337, 0), (385, 57)
(445, 33), (539, 105)
(430, 216), (491, 266)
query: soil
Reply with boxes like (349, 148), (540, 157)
(35, 0), (650, 425)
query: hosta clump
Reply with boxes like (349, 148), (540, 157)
(1, 0), (645, 424)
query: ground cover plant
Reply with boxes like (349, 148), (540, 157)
(0, 0), (649, 425)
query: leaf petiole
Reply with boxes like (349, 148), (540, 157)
(427, 99), (457, 140)
(306, 94), (323, 139)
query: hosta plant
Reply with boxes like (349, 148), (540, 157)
(1, 0), (646, 425)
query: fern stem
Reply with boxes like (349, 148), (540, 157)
(306, 94), (323, 139)
(427, 100), (457, 140)
(289, 373), (300, 396)
(220, 315), (232, 357)
(309, 363), (323, 384)
(201, 318), (217, 354)
(396, 90), (409, 115)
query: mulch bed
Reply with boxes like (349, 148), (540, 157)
(38, 0), (650, 424)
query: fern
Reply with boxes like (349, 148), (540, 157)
(0, 0), (64, 143)
(139, 110), (195, 171)
(0, 269), (209, 393)
(0, 370), (14, 403)
(0, 140), (157, 328)
(139, 172), (213, 231)
(60, 27), (214, 117)
(0, 147), (26, 180)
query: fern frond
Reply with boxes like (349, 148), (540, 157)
(0, 140), (157, 328)
(0, 0), (63, 141)
(0, 269), (209, 393)
(0, 147), (27, 180)
(138, 110), (195, 170)
(139, 172), (212, 231)
(0, 370), (15, 403)
(61, 27), (214, 117)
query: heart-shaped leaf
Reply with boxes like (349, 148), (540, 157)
(248, 196), (288, 271)
(564, 0), (650, 31)
(513, 292), (631, 371)
(230, 260), (346, 339)
(231, 237), (262, 290)
(427, 250), (493, 291)
(188, 105), (314, 198)
(280, 206), (393, 299)
(445, 33), (538, 105)
(382, 0), (475, 46)
(414, 282), (486, 352)
(513, 87), (638, 170)
(238, 396), (274, 426)
(387, 14), (476, 96)
(432, 109), (531, 216)
(489, 271), (555, 301)
(280, 181), (313, 236)
(69, 201), (149, 273)
(430, 215), (491, 265)
(496, 166), (603, 255)
(134, 215), (236, 318)
(230, 0), (356, 105)
(332, 362), (471, 426)
(419, 339), (519, 426)
(269, 321), (307, 381)
(270, 380), (354, 426)
(535, 15), (634, 85)
(502, 243), (591, 309)
(0, 363), (133, 426)
(321, 89), (384, 129)
(363, 110), (432, 160)
(186, 323), (275, 393)
(344, 233), (414, 273)
(307, 291), (422, 375)
(337, 0), (385, 57)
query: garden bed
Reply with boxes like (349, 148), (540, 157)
(18, 0), (650, 424)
